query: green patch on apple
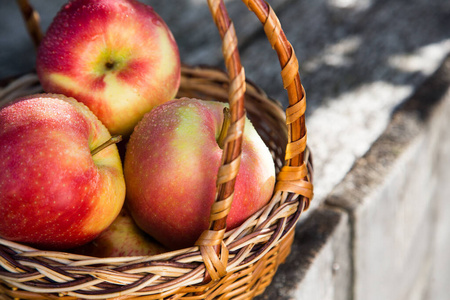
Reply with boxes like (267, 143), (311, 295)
(124, 98), (276, 250)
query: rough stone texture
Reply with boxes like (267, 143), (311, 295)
(256, 207), (352, 300)
(327, 56), (450, 300)
(424, 64), (450, 300)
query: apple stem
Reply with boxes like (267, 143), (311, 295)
(217, 107), (231, 149)
(91, 135), (122, 156)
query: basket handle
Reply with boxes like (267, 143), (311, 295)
(243, 0), (313, 201)
(192, 0), (247, 282)
(195, 0), (313, 282)
(16, 0), (43, 48)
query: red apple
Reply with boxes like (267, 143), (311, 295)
(36, 0), (181, 136)
(71, 207), (166, 257)
(0, 94), (126, 250)
(124, 98), (276, 250)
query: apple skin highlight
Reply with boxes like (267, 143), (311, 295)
(0, 94), (126, 250)
(124, 98), (276, 250)
(36, 0), (181, 136)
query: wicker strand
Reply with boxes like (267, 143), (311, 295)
(246, 1), (307, 168)
(193, 0), (247, 283)
(285, 85), (307, 124)
(243, 0), (312, 206)
(209, 193), (234, 221)
(15, 0), (42, 48)
(263, 4), (281, 49)
(0, 74), (40, 106)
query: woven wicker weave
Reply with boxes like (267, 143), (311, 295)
(0, 0), (313, 299)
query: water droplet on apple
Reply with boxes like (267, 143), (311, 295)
(90, 34), (100, 42)
(152, 18), (161, 27)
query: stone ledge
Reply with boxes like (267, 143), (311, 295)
(256, 206), (351, 300)
(326, 55), (450, 300)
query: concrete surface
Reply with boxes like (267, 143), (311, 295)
(326, 56), (450, 300)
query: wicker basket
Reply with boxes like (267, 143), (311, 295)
(0, 0), (313, 299)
